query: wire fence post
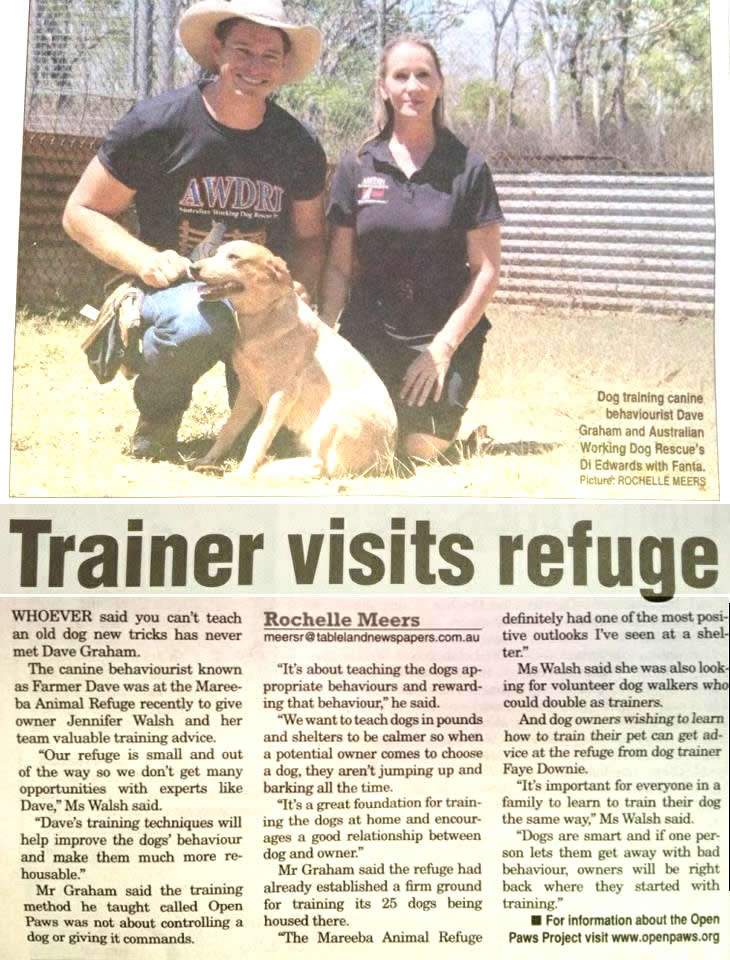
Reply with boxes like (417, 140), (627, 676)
(159, 0), (178, 92)
(136, 0), (154, 98)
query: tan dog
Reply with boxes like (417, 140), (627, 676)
(188, 241), (397, 479)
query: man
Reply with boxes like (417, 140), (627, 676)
(63, 0), (326, 458)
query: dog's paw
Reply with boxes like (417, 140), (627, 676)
(187, 459), (225, 476)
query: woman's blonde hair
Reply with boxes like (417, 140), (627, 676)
(371, 35), (446, 136)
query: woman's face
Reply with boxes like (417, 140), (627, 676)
(379, 42), (442, 122)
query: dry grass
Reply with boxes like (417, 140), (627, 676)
(10, 304), (718, 499)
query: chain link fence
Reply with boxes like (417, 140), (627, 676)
(18, 0), (714, 309)
(26, 0), (194, 134)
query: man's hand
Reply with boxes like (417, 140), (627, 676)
(136, 249), (191, 288)
(399, 339), (455, 407)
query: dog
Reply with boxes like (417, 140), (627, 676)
(187, 241), (397, 479)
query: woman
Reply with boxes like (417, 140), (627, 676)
(321, 35), (503, 462)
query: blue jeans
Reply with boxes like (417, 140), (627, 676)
(133, 282), (236, 418)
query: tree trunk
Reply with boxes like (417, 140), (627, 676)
(486, 22), (502, 136)
(534, 0), (565, 141)
(654, 87), (666, 162)
(614, 0), (632, 132)
(504, 7), (524, 135)
(485, 0), (519, 136)
(591, 70), (602, 143)
(376, 0), (386, 51)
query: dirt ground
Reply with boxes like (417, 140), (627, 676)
(10, 304), (718, 500)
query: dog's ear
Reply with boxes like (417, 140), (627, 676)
(265, 255), (293, 287)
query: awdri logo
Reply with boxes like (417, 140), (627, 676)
(180, 176), (284, 213)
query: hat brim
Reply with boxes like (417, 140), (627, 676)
(179, 3), (320, 83)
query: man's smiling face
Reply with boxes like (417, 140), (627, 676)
(211, 19), (287, 103)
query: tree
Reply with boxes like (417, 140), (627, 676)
(598, 0), (710, 146)
(530, 0), (578, 139)
(280, 0), (475, 149)
(504, 8), (526, 131)
(287, 0), (472, 71)
(523, 0), (710, 160)
(479, 0), (520, 135)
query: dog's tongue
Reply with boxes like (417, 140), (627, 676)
(196, 282), (218, 300)
(197, 281), (243, 301)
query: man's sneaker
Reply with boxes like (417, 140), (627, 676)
(130, 412), (183, 460)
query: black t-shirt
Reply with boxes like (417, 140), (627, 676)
(327, 129), (503, 342)
(99, 82), (327, 258)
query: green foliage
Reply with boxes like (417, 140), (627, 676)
(636, 0), (712, 111)
(277, 71), (373, 155)
(451, 78), (510, 127)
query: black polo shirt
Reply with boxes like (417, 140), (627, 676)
(327, 129), (503, 343)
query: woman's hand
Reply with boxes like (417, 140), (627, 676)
(399, 338), (455, 407)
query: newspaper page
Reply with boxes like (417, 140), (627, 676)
(0, 502), (727, 958)
(2, 2), (729, 960)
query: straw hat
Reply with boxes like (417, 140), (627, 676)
(179, 0), (321, 83)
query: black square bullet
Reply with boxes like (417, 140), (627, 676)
(531, 915), (542, 926)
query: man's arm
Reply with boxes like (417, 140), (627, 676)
(286, 193), (326, 304)
(62, 157), (189, 288)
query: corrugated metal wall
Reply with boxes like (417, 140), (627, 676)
(16, 138), (716, 315)
(493, 173), (715, 314)
(18, 134), (118, 307)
